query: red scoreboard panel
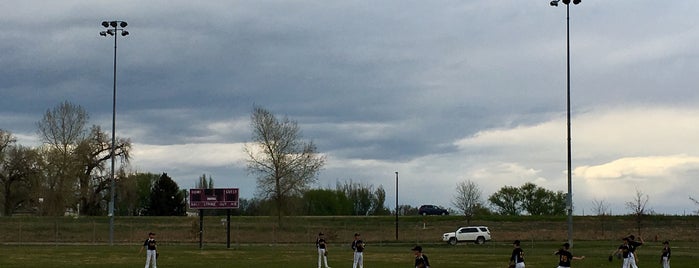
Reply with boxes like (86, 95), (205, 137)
(189, 188), (239, 209)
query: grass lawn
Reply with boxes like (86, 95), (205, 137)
(0, 240), (694, 267)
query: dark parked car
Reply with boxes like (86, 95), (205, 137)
(418, 205), (449, 215)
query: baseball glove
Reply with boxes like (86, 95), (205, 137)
(508, 264), (515, 268)
(324, 251), (328, 256)
(608, 255), (613, 262)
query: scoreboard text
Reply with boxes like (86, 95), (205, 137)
(189, 188), (239, 209)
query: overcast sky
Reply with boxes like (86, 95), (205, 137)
(2, 1), (699, 215)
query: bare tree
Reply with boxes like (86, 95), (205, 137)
(37, 101), (88, 215)
(451, 179), (482, 224)
(592, 198), (610, 216)
(244, 106), (325, 225)
(625, 188), (650, 236)
(690, 196), (699, 215)
(36, 101), (130, 216)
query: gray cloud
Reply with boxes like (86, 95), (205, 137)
(2, 0), (699, 215)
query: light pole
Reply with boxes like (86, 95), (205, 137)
(100, 20), (129, 246)
(550, 0), (580, 246)
(395, 171), (398, 241)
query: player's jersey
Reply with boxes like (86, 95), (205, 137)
(511, 248), (525, 263)
(317, 238), (327, 249)
(144, 239), (157, 250)
(555, 249), (573, 267)
(351, 239), (364, 253)
(414, 254), (430, 268)
(628, 240), (643, 253)
(618, 244), (630, 258)
(661, 247), (671, 259)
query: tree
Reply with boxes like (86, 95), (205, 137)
(0, 130), (43, 216)
(337, 180), (388, 216)
(244, 106), (325, 223)
(690, 196), (699, 215)
(36, 101), (88, 216)
(592, 198), (611, 216)
(195, 174), (214, 189)
(117, 172), (159, 216)
(625, 188), (650, 235)
(488, 186), (522, 215)
(303, 188), (351, 215)
(519, 182), (566, 216)
(451, 179), (483, 224)
(145, 173), (186, 216)
(371, 185), (389, 215)
(74, 125), (131, 216)
(37, 102), (131, 216)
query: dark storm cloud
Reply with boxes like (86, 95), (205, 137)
(3, 1), (699, 214)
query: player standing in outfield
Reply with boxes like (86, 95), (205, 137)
(509, 240), (525, 268)
(554, 242), (584, 268)
(627, 235), (644, 268)
(611, 237), (631, 268)
(660, 240), (671, 268)
(412, 245), (430, 268)
(138, 232), (158, 268)
(351, 233), (364, 268)
(316, 232), (331, 268)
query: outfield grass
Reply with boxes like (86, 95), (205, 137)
(0, 241), (694, 267)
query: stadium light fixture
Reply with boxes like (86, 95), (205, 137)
(549, 0), (581, 246)
(99, 19), (128, 246)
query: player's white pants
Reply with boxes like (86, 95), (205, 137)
(515, 262), (525, 268)
(621, 257), (630, 268)
(353, 252), (363, 268)
(628, 253), (638, 268)
(662, 256), (670, 268)
(145, 250), (157, 268)
(317, 248), (329, 268)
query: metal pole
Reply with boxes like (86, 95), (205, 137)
(199, 209), (204, 249)
(566, 3), (573, 246)
(395, 171), (398, 241)
(227, 209), (231, 249)
(109, 23), (118, 246)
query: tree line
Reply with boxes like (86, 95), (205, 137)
(6, 103), (687, 221)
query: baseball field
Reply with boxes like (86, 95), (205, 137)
(0, 215), (696, 267)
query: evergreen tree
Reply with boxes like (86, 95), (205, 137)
(146, 173), (186, 216)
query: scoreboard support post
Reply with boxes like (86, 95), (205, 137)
(226, 209), (231, 248)
(189, 188), (239, 250)
(199, 209), (204, 249)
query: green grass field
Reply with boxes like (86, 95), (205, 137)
(0, 241), (694, 267)
(0, 215), (696, 267)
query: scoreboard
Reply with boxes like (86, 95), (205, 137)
(189, 188), (239, 209)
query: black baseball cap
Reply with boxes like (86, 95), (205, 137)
(513, 240), (520, 246)
(318, 232), (324, 235)
(354, 233), (360, 236)
(411, 245), (422, 252)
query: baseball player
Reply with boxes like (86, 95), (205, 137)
(611, 237), (631, 268)
(412, 245), (430, 268)
(660, 240), (671, 268)
(627, 235), (644, 268)
(554, 242), (584, 268)
(509, 240), (525, 268)
(138, 232), (158, 268)
(316, 232), (331, 268)
(351, 233), (364, 268)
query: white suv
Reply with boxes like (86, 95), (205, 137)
(442, 226), (491, 245)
